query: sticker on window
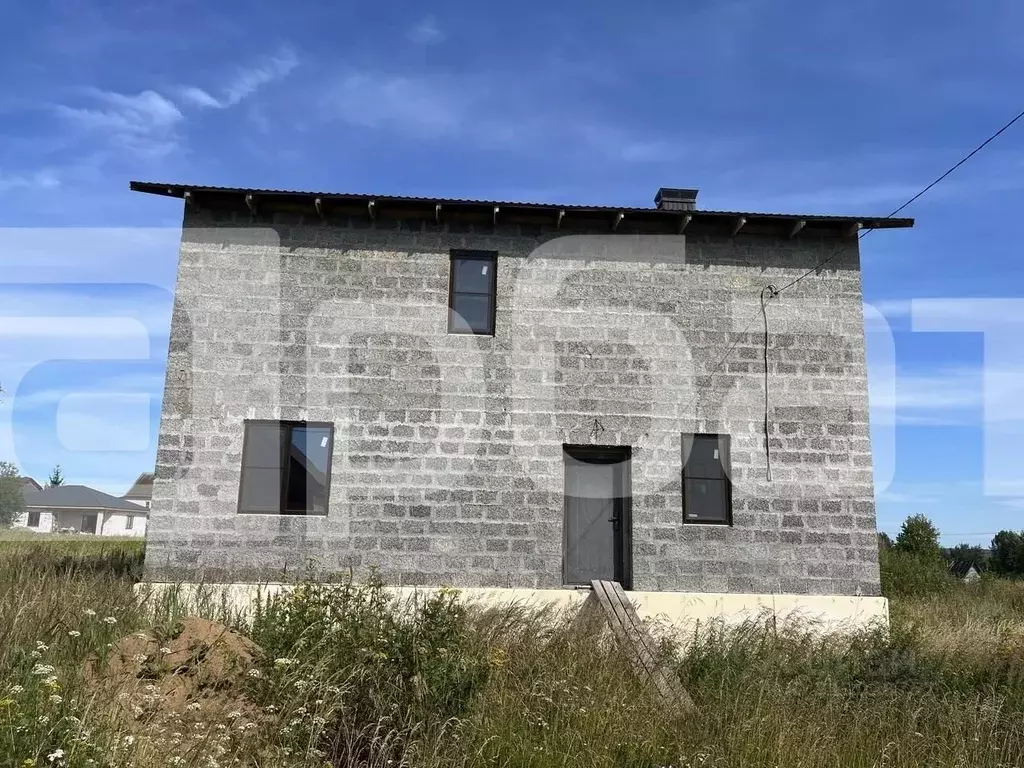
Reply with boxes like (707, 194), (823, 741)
(320, 436), (329, 448)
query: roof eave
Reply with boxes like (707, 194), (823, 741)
(129, 181), (914, 233)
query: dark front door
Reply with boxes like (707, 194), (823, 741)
(563, 445), (631, 588)
(81, 514), (98, 534)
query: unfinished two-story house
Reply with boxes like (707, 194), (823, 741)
(131, 181), (911, 613)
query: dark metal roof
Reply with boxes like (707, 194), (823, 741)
(123, 472), (154, 500)
(24, 485), (147, 512)
(129, 181), (914, 235)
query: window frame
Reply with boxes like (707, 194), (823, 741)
(27, 510), (40, 528)
(447, 250), (498, 336)
(125, 515), (134, 530)
(681, 433), (733, 525)
(237, 419), (335, 516)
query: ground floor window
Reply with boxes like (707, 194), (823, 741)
(27, 510), (40, 527)
(125, 515), (134, 530)
(238, 420), (334, 515)
(682, 433), (732, 524)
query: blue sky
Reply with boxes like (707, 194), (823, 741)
(1, 0), (1023, 544)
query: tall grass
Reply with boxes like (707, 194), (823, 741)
(1, 540), (1024, 767)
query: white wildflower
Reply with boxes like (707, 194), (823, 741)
(9, 685), (23, 694)
(30, 650), (42, 659)
(44, 676), (58, 687)
(46, 748), (65, 762)
(186, 702), (201, 711)
(227, 710), (242, 719)
(123, 735), (136, 747)
(38, 715), (50, 724)
(159, 646), (172, 654)
(103, 616), (118, 625)
(36, 641), (49, 651)
(32, 663), (56, 675)
(246, 669), (261, 678)
(49, 694), (63, 705)
(83, 609), (97, 617)
(67, 631), (81, 638)
(133, 654), (149, 664)
(273, 657), (297, 667)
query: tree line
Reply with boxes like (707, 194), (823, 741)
(880, 513), (1024, 577)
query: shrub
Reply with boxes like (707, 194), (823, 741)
(880, 547), (959, 598)
(248, 576), (491, 764)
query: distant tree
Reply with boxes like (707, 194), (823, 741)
(878, 532), (894, 551)
(0, 461), (25, 527)
(894, 514), (942, 560)
(47, 465), (64, 487)
(944, 543), (988, 571)
(990, 531), (1024, 576)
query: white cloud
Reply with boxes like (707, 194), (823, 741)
(56, 394), (153, 453)
(0, 227), (181, 285)
(408, 17), (444, 45)
(0, 170), (60, 193)
(54, 89), (183, 157)
(325, 71), (475, 138)
(178, 86), (223, 109)
(179, 46), (299, 110)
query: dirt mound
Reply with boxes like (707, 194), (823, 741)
(91, 617), (266, 726)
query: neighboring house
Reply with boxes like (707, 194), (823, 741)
(19, 477), (41, 496)
(132, 181), (913, 596)
(14, 485), (147, 537)
(950, 561), (982, 583)
(123, 472), (155, 509)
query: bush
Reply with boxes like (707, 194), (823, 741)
(880, 547), (959, 598)
(248, 576), (491, 764)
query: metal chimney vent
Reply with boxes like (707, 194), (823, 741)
(654, 188), (699, 211)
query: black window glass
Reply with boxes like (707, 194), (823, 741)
(449, 294), (492, 334)
(453, 258), (492, 293)
(239, 421), (334, 515)
(448, 251), (496, 335)
(682, 433), (731, 524)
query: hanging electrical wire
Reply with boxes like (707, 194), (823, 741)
(760, 284), (779, 481)
(681, 106), (1024, 477)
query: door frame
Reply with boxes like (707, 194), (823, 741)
(81, 513), (98, 534)
(562, 444), (633, 590)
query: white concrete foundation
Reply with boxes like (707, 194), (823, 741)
(137, 582), (888, 635)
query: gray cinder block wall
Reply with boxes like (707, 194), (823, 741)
(146, 203), (883, 596)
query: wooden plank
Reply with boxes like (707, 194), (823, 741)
(594, 580), (656, 680)
(587, 579), (697, 716)
(608, 582), (696, 712)
(605, 582), (670, 696)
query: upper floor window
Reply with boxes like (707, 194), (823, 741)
(682, 433), (732, 524)
(238, 420), (334, 515)
(448, 250), (497, 335)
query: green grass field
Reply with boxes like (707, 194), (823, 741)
(1, 538), (1023, 767)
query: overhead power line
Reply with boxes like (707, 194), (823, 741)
(777, 106), (1024, 295)
(686, 106), (1024, 421)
